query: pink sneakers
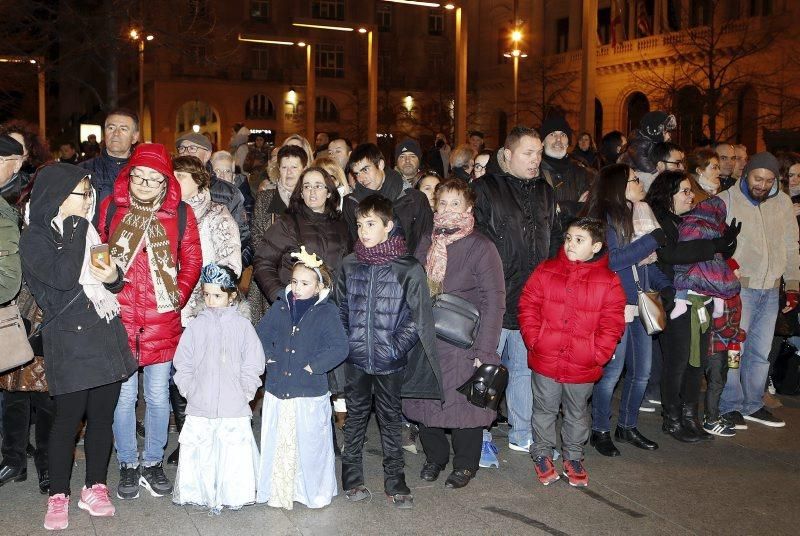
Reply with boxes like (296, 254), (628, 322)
(44, 494), (70, 531)
(78, 484), (116, 517)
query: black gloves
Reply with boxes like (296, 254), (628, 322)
(649, 228), (667, 247)
(713, 218), (742, 259)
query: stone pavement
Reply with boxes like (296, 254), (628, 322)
(3, 394), (800, 536)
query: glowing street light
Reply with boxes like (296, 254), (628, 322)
(0, 55), (46, 136)
(130, 28), (154, 139)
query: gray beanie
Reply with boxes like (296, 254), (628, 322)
(741, 151), (780, 180)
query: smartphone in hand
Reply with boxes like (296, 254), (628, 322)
(90, 244), (110, 268)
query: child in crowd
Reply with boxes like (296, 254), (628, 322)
(171, 264), (265, 513)
(518, 217), (626, 487)
(703, 258), (746, 437)
(256, 247), (349, 510)
(335, 194), (440, 509)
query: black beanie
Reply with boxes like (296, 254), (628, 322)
(540, 116), (573, 144)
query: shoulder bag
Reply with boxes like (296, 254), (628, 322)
(0, 301), (34, 373)
(632, 265), (666, 335)
(432, 292), (481, 349)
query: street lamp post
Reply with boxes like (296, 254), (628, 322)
(504, 27), (528, 126)
(0, 56), (45, 137)
(129, 29), (154, 139)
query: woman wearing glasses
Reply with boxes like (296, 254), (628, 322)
(97, 143), (203, 502)
(645, 170), (739, 443)
(20, 163), (138, 529)
(584, 163), (672, 457)
(472, 150), (492, 180)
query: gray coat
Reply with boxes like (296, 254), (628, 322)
(403, 231), (506, 429)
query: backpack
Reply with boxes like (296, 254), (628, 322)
(104, 199), (188, 249)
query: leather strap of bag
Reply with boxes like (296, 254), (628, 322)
(27, 290), (83, 340)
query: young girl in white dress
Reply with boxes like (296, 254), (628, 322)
(256, 247), (349, 509)
(172, 263), (265, 513)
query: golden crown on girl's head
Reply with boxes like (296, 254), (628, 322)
(290, 246), (323, 269)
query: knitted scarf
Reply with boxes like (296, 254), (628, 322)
(354, 235), (407, 265)
(109, 191), (181, 312)
(425, 211), (474, 295)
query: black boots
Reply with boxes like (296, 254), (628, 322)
(681, 404), (714, 442)
(590, 430), (620, 457)
(662, 404), (701, 443)
(167, 383), (187, 465)
(614, 426), (659, 450)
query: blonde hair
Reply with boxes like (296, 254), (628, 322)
(313, 155), (350, 191)
(282, 134), (314, 166)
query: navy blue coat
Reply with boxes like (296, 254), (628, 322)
(606, 224), (672, 304)
(336, 254), (420, 375)
(256, 288), (349, 399)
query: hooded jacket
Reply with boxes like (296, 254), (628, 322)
(342, 168), (433, 255)
(0, 196), (21, 304)
(718, 177), (800, 291)
(20, 163), (137, 395)
(172, 305), (265, 418)
(257, 287), (349, 399)
(518, 248), (626, 383)
(473, 149), (560, 329)
(98, 144), (203, 366)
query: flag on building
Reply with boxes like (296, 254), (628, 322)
(611, 0), (626, 47)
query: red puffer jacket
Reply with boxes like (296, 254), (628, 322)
(518, 248), (626, 384)
(98, 144), (202, 366)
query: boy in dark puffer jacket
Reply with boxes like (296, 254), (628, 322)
(335, 194), (439, 510)
(518, 217), (626, 488)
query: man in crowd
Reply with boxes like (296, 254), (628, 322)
(343, 143), (432, 255)
(538, 115), (592, 222)
(718, 152), (799, 429)
(58, 142), (79, 165)
(394, 139), (424, 187)
(175, 132), (252, 265)
(469, 131), (485, 154)
(315, 131), (330, 158)
(328, 137), (352, 174)
(653, 142), (686, 174)
(473, 126), (559, 452)
(734, 144), (748, 180)
(80, 108), (139, 206)
(424, 133), (451, 178)
(715, 143), (739, 191)
(80, 134), (101, 160)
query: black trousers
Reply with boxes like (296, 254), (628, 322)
(49, 381), (121, 496)
(704, 352), (728, 421)
(659, 305), (711, 409)
(1, 391), (55, 472)
(341, 364), (409, 496)
(418, 426), (482, 473)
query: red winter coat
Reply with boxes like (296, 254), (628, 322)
(99, 149), (202, 366)
(518, 248), (626, 384)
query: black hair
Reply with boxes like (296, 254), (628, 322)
(331, 137), (353, 150)
(504, 126), (540, 151)
(566, 216), (605, 244)
(288, 166), (342, 219)
(468, 131), (485, 139)
(645, 170), (690, 215)
(348, 143), (384, 169)
(652, 142), (684, 165)
(355, 194), (393, 225)
(583, 163), (634, 245)
(277, 144), (308, 168)
(106, 108), (140, 131)
(599, 130), (625, 165)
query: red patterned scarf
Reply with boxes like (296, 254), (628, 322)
(354, 235), (407, 265)
(425, 211), (474, 295)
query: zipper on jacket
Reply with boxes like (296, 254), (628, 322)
(135, 332), (141, 361)
(366, 266), (375, 373)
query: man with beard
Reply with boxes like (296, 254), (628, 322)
(394, 139), (423, 187)
(538, 116), (592, 223)
(473, 126), (559, 453)
(717, 152), (799, 429)
(715, 143), (739, 191)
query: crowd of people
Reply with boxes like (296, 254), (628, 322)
(0, 107), (797, 530)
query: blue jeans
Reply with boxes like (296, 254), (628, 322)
(592, 320), (653, 431)
(720, 287), (779, 417)
(497, 329), (532, 446)
(113, 361), (172, 467)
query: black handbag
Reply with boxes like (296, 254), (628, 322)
(456, 364), (509, 411)
(432, 292), (480, 349)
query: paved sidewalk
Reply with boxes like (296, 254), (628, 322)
(3, 395), (800, 535)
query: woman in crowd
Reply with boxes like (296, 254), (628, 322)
(688, 149), (722, 201)
(415, 172), (441, 211)
(210, 150), (255, 227)
(585, 163), (672, 457)
(252, 166), (347, 305)
(99, 144), (202, 501)
(448, 144), (476, 182)
(571, 132), (600, 170)
(313, 154), (351, 209)
(248, 144), (309, 322)
(403, 178), (505, 489)
(21, 163), (137, 530)
(473, 150), (492, 180)
(646, 170), (737, 442)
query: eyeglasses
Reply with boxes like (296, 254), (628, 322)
(678, 187), (693, 196)
(474, 163), (486, 172)
(69, 190), (92, 200)
(302, 183), (327, 191)
(0, 156), (21, 163)
(628, 176), (641, 184)
(130, 173), (166, 188)
(177, 144), (205, 155)
(661, 160), (685, 167)
(213, 168), (233, 177)
(352, 164), (373, 177)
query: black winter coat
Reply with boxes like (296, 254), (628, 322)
(652, 207), (716, 282)
(540, 153), (594, 222)
(80, 148), (129, 209)
(342, 169), (433, 256)
(335, 253), (442, 398)
(474, 153), (560, 329)
(19, 164), (137, 396)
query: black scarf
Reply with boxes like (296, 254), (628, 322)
(542, 153), (571, 174)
